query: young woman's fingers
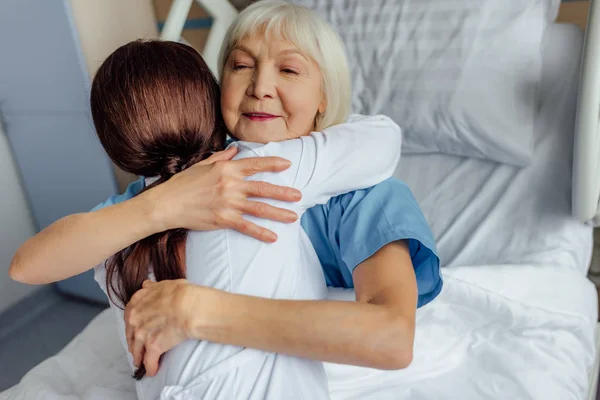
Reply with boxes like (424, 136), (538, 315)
(243, 181), (302, 203)
(199, 146), (238, 165)
(238, 199), (298, 223)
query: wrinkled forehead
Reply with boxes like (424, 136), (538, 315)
(227, 20), (320, 64)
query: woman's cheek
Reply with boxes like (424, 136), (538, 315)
(222, 109), (238, 135)
(220, 93), (238, 133)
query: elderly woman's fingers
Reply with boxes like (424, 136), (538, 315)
(124, 309), (136, 353)
(142, 339), (164, 377)
(125, 314), (136, 352)
(229, 156), (293, 177)
(243, 181), (302, 203)
(142, 280), (155, 289)
(124, 285), (151, 356)
(131, 329), (148, 367)
(125, 320), (133, 356)
(135, 347), (146, 369)
(230, 215), (278, 243)
(143, 325), (188, 377)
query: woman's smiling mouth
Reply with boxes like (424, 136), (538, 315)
(243, 113), (278, 121)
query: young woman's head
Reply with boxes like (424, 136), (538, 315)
(91, 39), (226, 179)
(90, 40), (226, 380)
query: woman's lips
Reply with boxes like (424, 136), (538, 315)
(243, 113), (277, 122)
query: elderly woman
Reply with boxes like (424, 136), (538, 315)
(10, 0), (441, 392)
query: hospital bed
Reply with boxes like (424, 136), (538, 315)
(2, 0), (600, 399)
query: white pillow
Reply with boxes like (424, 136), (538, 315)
(292, 0), (560, 166)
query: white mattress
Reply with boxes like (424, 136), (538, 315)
(1, 23), (598, 400)
(395, 23), (594, 275)
(1, 266), (597, 400)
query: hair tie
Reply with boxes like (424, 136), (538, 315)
(161, 155), (186, 179)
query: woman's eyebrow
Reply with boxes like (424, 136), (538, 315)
(231, 46), (309, 63)
(231, 45), (255, 57)
(277, 49), (309, 62)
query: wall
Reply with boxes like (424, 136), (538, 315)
(69, 0), (158, 77)
(0, 121), (38, 314)
(68, 0), (159, 192)
(557, 0), (590, 31)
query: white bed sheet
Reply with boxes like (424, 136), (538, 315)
(1, 265), (597, 400)
(2, 22), (598, 400)
(394, 23), (594, 275)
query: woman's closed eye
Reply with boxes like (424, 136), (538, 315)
(281, 68), (299, 75)
(233, 64), (252, 71)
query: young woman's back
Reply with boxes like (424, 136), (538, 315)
(138, 144), (331, 398)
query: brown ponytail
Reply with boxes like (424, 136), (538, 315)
(90, 40), (226, 380)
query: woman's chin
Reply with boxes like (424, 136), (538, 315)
(234, 128), (286, 144)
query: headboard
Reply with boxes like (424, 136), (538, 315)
(159, 0), (238, 78)
(557, 1), (590, 31)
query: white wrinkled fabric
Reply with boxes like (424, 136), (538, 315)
(292, 0), (560, 165)
(2, 265), (596, 400)
(394, 24), (593, 274)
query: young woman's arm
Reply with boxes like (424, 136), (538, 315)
(9, 148), (302, 284)
(124, 240), (417, 376)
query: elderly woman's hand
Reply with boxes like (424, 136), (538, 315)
(124, 279), (215, 376)
(141, 146), (302, 243)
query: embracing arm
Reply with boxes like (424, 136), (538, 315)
(9, 149), (301, 284)
(203, 240), (416, 368)
(278, 114), (402, 206)
(302, 114), (402, 202)
(127, 240), (417, 374)
(10, 194), (160, 284)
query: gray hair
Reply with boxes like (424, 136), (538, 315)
(219, 0), (351, 130)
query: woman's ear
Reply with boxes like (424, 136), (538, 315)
(318, 100), (326, 115)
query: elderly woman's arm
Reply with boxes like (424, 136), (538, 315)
(125, 240), (416, 375)
(199, 241), (416, 367)
(9, 148), (301, 284)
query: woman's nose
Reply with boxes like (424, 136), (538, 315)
(247, 67), (276, 99)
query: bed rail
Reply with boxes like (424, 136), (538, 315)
(573, 0), (600, 225)
(160, 0), (238, 79)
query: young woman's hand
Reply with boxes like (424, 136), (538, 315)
(142, 146), (302, 242)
